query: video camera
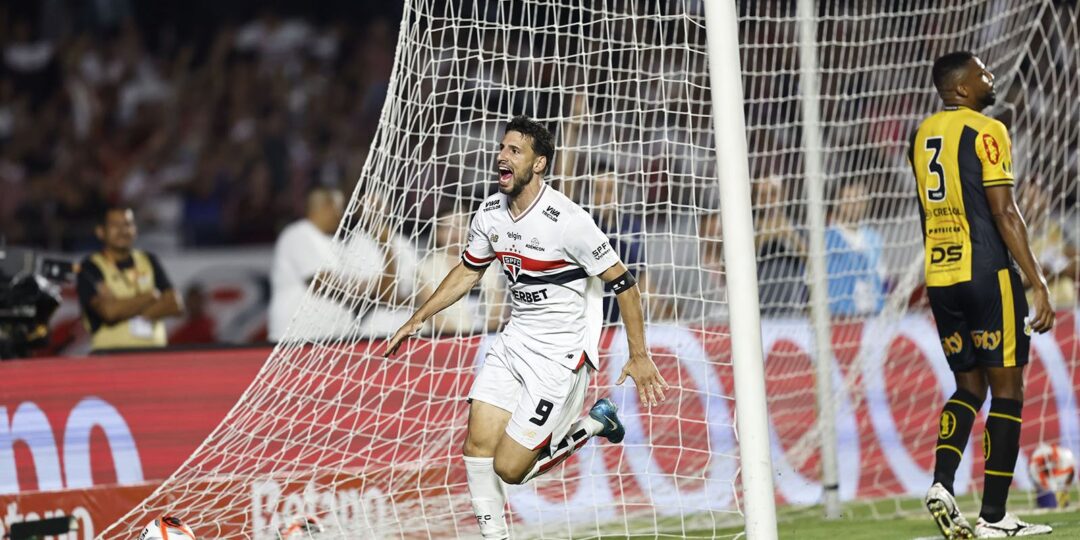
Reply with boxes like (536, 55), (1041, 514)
(0, 242), (73, 360)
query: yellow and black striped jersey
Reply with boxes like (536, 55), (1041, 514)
(909, 106), (1015, 287)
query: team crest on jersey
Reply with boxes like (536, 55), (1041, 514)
(982, 133), (1001, 164)
(503, 254), (522, 282)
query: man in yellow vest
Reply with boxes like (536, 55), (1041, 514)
(77, 207), (184, 351)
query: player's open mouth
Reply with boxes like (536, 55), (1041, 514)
(498, 166), (513, 185)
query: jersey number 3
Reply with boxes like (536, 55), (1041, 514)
(925, 137), (947, 202)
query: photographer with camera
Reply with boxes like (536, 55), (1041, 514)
(77, 207), (184, 351)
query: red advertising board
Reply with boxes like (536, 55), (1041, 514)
(0, 349), (267, 538)
(2, 312), (1079, 538)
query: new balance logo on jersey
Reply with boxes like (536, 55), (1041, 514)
(503, 255), (522, 282)
(543, 206), (561, 222)
(483, 199), (501, 212)
(526, 237), (545, 252)
(512, 288), (549, 303)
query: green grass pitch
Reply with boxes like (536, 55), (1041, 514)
(602, 490), (1080, 539)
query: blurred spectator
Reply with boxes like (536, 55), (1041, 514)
(1021, 180), (1079, 309)
(416, 209), (504, 335)
(697, 210), (728, 322)
(825, 180), (886, 316)
(1, 5), (400, 251)
(268, 187), (353, 341)
(347, 192), (419, 337)
(76, 206), (184, 351)
(753, 175), (808, 315)
(169, 284), (217, 344)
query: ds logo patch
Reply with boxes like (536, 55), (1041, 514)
(930, 244), (962, 264)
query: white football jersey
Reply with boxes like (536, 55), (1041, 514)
(463, 184), (621, 370)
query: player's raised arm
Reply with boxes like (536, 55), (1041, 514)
(384, 261), (486, 357)
(598, 261), (669, 407)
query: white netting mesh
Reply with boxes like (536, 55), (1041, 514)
(101, 0), (1079, 538)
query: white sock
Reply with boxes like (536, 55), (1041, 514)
(520, 416), (603, 484)
(464, 456), (508, 539)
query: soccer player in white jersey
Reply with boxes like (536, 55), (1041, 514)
(385, 116), (668, 539)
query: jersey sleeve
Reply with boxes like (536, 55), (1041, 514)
(145, 252), (174, 291)
(975, 120), (1014, 187)
(563, 211), (622, 276)
(76, 259), (104, 312)
(462, 210), (495, 269)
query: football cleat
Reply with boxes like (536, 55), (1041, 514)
(974, 513), (1052, 537)
(588, 398), (625, 444)
(925, 482), (975, 539)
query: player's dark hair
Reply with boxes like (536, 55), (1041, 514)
(932, 51), (976, 92)
(99, 205), (132, 225)
(505, 115), (555, 172)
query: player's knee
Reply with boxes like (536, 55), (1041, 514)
(987, 370), (1025, 401)
(492, 459), (527, 485)
(991, 386), (1024, 402)
(462, 436), (495, 458)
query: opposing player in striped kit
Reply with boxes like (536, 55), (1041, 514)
(385, 116), (668, 539)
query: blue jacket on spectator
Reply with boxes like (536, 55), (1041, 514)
(825, 225), (886, 316)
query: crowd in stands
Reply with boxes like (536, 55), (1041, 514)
(0, 1), (398, 252)
(2, 1), (1077, 352)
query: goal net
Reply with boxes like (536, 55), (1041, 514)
(100, 0), (1078, 537)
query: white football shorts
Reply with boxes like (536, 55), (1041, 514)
(468, 331), (590, 451)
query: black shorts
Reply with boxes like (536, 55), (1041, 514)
(927, 268), (1030, 371)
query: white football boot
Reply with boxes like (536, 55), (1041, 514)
(974, 513), (1052, 537)
(925, 482), (975, 539)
